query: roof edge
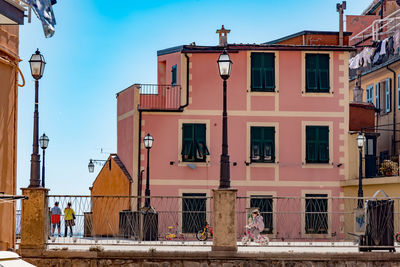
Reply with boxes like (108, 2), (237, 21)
(264, 30), (353, 45)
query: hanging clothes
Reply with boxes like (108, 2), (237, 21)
(349, 54), (362, 69)
(393, 30), (400, 53)
(372, 41), (382, 65)
(379, 37), (389, 56)
(387, 36), (394, 56)
(360, 47), (376, 67)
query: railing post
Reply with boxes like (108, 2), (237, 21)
(19, 188), (49, 253)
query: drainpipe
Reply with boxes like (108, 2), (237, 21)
(137, 109), (142, 211)
(387, 65), (396, 157)
(180, 53), (190, 109)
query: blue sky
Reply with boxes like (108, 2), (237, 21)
(17, 0), (366, 195)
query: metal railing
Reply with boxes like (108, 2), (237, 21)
(139, 84), (181, 111)
(39, 195), (400, 248)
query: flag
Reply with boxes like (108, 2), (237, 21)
(27, 0), (56, 38)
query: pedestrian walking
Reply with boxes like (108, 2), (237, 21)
(50, 201), (62, 237)
(64, 202), (75, 237)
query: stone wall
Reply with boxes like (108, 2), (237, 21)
(20, 249), (400, 267)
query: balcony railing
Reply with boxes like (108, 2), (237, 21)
(139, 84), (182, 111)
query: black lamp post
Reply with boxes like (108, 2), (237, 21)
(217, 50), (232, 189)
(144, 133), (154, 207)
(357, 133), (366, 208)
(28, 49), (46, 188)
(39, 133), (49, 188)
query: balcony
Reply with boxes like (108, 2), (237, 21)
(137, 84), (182, 111)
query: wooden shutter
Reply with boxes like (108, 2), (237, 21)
(263, 127), (275, 162)
(182, 124), (194, 161)
(375, 83), (380, 110)
(251, 53), (263, 90)
(306, 54), (318, 91)
(171, 65), (177, 85)
(380, 80), (386, 114)
(386, 78), (391, 113)
(318, 54), (330, 92)
(263, 53), (275, 90)
(194, 124), (208, 160)
(318, 126), (329, 163)
(306, 126), (317, 162)
(251, 127), (262, 161)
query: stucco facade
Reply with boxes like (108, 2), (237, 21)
(111, 30), (354, 239)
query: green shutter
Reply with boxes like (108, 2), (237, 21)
(306, 126), (329, 163)
(263, 53), (275, 90)
(306, 54), (318, 91)
(195, 124), (208, 159)
(251, 53), (275, 92)
(251, 53), (263, 90)
(251, 127), (275, 162)
(318, 55), (329, 91)
(182, 124), (194, 161)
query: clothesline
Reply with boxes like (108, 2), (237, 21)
(349, 30), (400, 69)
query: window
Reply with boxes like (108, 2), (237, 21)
(305, 194), (328, 234)
(306, 126), (329, 163)
(171, 65), (177, 85)
(250, 196), (273, 234)
(182, 193), (206, 233)
(375, 83), (380, 110)
(385, 78), (391, 113)
(366, 85), (373, 104)
(251, 53), (275, 92)
(250, 127), (275, 163)
(305, 54), (329, 93)
(181, 124), (209, 162)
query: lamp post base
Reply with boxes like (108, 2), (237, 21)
(212, 188), (237, 252)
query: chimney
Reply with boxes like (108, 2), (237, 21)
(336, 1), (346, 46)
(353, 70), (364, 102)
(216, 25), (230, 47)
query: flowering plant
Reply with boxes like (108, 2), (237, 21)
(380, 160), (399, 176)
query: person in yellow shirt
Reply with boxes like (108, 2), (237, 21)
(64, 202), (75, 237)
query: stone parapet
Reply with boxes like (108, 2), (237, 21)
(20, 250), (400, 266)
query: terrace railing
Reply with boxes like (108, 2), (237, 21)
(138, 84), (181, 111)
(38, 195), (400, 249)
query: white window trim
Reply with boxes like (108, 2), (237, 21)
(301, 190), (332, 238)
(301, 121), (333, 168)
(178, 119), (210, 166)
(301, 51), (334, 97)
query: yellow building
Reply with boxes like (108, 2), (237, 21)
(90, 154), (133, 236)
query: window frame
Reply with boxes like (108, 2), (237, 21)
(301, 190), (331, 238)
(305, 126), (329, 164)
(178, 120), (210, 165)
(385, 78), (391, 113)
(246, 122), (279, 166)
(250, 52), (275, 92)
(304, 194), (329, 234)
(305, 53), (330, 93)
(250, 126), (275, 163)
(181, 193), (207, 233)
(181, 123), (209, 163)
(171, 64), (177, 86)
(375, 82), (380, 110)
(250, 195), (274, 234)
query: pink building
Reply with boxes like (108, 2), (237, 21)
(112, 28), (353, 238)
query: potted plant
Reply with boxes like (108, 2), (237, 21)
(380, 160), (399, 176)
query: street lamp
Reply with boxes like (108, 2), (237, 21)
(357, 133), (366, 208)
(144, 133), (154, 207)
(87, 159), (107, 173)
(28, 49), (46, 187)
(217, 49), (232, 189)
(39, 133), (49, 188)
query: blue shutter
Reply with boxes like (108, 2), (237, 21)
(386, 78), (391, 113)
(375, 83), (380, 110)
(366, 85), (373, 104)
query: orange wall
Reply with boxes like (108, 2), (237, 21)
(90, 157), (131, 236)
